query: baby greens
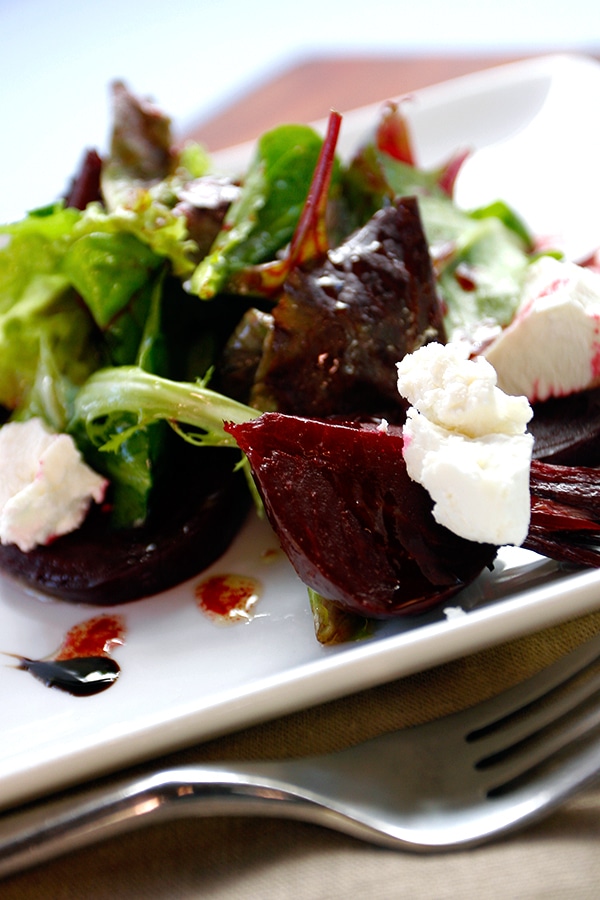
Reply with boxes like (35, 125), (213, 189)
(0, 83), (542, 536)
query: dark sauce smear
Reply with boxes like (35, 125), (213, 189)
(17, 656), (120, 697)
(10, 614), (125, 697)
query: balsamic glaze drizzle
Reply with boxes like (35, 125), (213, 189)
(17, 656), (121, 697)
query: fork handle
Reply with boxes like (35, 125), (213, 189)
(0, 765), (320, 880)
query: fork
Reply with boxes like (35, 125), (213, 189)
(1, 632), (600, 879)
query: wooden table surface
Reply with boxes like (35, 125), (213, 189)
(187, 52), (550, 150)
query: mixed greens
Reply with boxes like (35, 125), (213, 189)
(0, 83), (547, 626)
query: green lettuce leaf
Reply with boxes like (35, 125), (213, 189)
(0, 202), (179, 527)
(0, 274), (102, 417)
(73, 197), (196, 280)
(62, 230), (163, 328)
(70, 364), (258, 450)
(0, 203), (81, 311)
(71, 268), (173, 528)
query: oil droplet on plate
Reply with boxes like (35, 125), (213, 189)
(260, 546), (282, 564)
(195, 573), (261, 624)
(53, 614), (126, 660)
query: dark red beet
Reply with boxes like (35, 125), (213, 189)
(525, 459), (600, 567)
(0, 445), (250, 605)
(529, 387), (600, 466)
(226, 414), (497, 617)
(250, 197), (445, 422)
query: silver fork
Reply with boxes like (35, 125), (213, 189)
(2, 632), (600, 879)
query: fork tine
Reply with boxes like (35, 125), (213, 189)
(483, 716), (600, 815)
(474, 666), (600, 791)
(458, 630), (600, 735)
(468, 644), (600, 755)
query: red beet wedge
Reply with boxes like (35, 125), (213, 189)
(228, 414), (600, 621)
(226, 414), (498, 617)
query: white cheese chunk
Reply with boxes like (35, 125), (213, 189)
(484, 256), (600, 402)
(403, 408), (533, 546)
(397, 342), (533, 546)
(397, 341), (532, 437)
(0, 418), (108, 552)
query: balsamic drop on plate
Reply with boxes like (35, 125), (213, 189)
(17, 656), (121, 697)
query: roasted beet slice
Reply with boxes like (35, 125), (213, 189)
(250, 197), (445, 421)
(529, 387), (600, 467)
(0, 445), (250, 605)
(226, 414), (497, 617)
(525, 458), (600, 567)
(226, 413), (600, 616)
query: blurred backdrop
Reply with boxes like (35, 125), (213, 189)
(1, 0), (599, 221)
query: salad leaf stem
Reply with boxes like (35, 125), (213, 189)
(308, 588), (374, 645)
(71, 365), (260, 451)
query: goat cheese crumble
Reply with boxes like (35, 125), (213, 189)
(397, 342), (533, 546)
(484, 256), (600, 402)
(0, 418), (108, 552)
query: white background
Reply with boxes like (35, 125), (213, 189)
(1, 0), (599, 222)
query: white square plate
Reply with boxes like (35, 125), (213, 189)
(1, 53), (600, 813)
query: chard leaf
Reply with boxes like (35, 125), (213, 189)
(377, 152), (447, 198)
(366, 151), (533, 340)
(431, 205), (531, 339)
(190, 124), (325, 299)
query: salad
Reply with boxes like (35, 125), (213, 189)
(1, 82), (599, 643)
